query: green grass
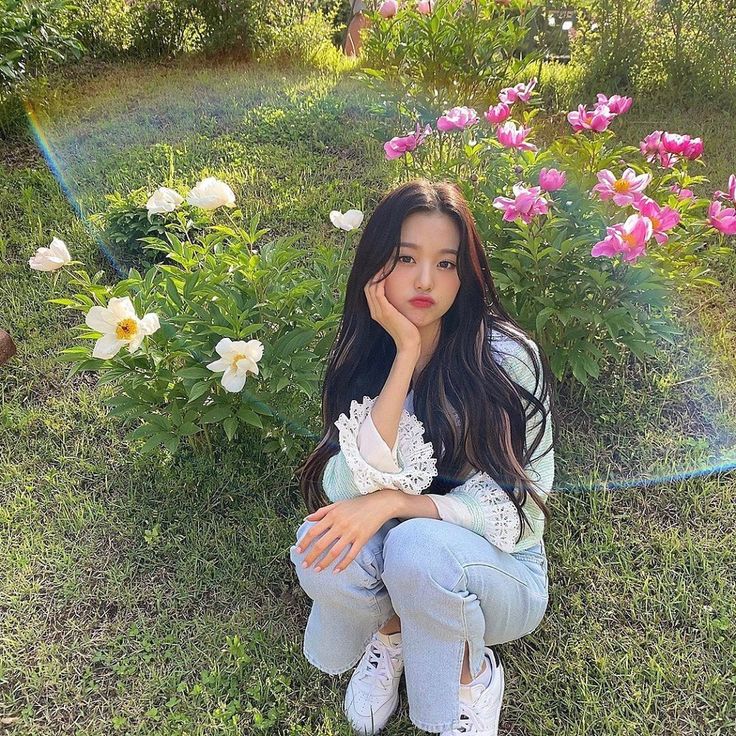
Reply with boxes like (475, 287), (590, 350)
(1, 56), (736, 734)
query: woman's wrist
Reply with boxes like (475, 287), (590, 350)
(397, 342), (421, 363)
(375, 488), (440, 521)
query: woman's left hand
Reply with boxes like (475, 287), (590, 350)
(295, 491), (400, 573)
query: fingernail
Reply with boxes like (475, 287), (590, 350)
(301, 561), (308, 568)
(314, 566), (322, 573)
(333, 567), (340, 574)
(296, 546), (302, 553)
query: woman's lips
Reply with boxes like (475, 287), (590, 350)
(410, 298), (434, 307)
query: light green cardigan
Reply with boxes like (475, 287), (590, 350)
(321, 328), (554, 553)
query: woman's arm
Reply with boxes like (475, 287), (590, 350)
(370, 346), (419, 451)
(383, 490), (441, 520)
(322, 345), (436, 501)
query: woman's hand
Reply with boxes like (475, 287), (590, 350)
(295, 491), (399, 573)
(364, 271), (421, 354)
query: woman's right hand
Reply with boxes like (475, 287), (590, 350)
(364, 272), (422, 354)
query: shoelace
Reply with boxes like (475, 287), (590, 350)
(356, 637), (402, 689)
(453, 697), (486, 734)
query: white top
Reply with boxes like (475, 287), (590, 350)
(357, 389), (473, 525)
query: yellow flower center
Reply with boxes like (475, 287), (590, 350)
(613, 179), (630, 193)
(116, 318), (138, 340)
(230, 353), (247, 368)
(622, 233), (636, 246)
(650, 215), (660, 229)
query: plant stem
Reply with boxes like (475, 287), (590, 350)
(202, 424), (214, 459)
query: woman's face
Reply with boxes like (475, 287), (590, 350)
(381, 211), (462, 328)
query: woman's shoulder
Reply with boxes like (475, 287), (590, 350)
(487, 321), (539, 362)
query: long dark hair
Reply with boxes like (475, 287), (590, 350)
(295, 178), (555, 542)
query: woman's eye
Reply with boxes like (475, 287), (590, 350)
(398, 255), (456, 269)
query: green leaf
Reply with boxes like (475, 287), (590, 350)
(535, 307), (556, 332)
(187, 381), (211, 402)
(177, 422), (200, 437)
(201, 404), (232, 424)
(162, 435), (180, 454)
(130, 424), (157, 440)
(177, 366), (212, 380)
(237, 407), (263, 428)
(139, 432), (169, 454)
(165, 278), (183, 308)
(223, 416), (239, 441)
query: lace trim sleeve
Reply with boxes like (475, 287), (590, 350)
(446, 472), (522, 553)
(334, 395), (438, 495)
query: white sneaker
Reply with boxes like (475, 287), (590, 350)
(441, 647), (505, 736)
(344, 630), (404, 735)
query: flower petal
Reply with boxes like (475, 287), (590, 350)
(221, 366), (247, 392)
(92, 334), (125, 359)
(138, 313), (160, 335)
(85, 306), (118, 333)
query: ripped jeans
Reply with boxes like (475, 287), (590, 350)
(290, 516), (549, 733)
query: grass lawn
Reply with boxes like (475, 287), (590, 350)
(1, 56), (735, 735)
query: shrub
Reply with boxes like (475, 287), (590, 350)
(358, 0), (544, 118)
(260, 4), (353, 72)
(0, 0), (83, 137)
(48, 216), (340, 457)
(377, 84), (733, 384)
(90, 188), (208, 271)
(568, 0), (736, 111)
(40, 183), (356, 458)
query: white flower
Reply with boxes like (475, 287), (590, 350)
(186, 177), (236, 210)
(146, 186), (184, 215)
(329, 209), (364, 231)
(29, 237), (72, 271)
(206, 337), (264, 393)
(85, 296), (160, 359)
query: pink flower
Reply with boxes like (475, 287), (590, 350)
(640, 130), (663, 161)
(713, 174), (736, 203)
(661, 133), (692, 156)
(492, 184), (549, 224)
(683, 137), (703, 160)
(708, 200), (736, 235)
(484, 102), (511, 126)
(538, 167), (566, 192)
(436, 106), (478, 132)
(416, 0), (432, 13)
(590, 231), (625, 259)
(591, 214), (654, 263)
(632, 196), (681, 244)
(595, 94), (633, 116)
(592, 168), (652, 207)
(499, 78), (537, 105)
(384, 122), (432, 160)
(379, 0), (398, 18)
(658, 151), (678, 169)
(669, 184), (694, 200)
(496, 121), (537, 152)
(567, 104), (616, 133)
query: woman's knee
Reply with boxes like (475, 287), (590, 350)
(382, 518), (464, 594)
(290, 519), (377, 597)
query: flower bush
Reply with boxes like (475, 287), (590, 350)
(359, 0), (542, 123)
(378, 82), (734, 383)
(39, 179), (359, 457)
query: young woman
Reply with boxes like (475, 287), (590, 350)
(290, 179), (555, 735)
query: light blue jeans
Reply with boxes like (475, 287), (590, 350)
(290, 516), (549, 733)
